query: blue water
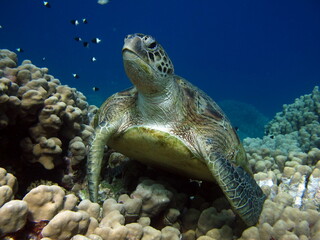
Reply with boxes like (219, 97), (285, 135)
(1, 0), (319, 120)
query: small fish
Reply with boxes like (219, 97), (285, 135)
(70, 19), (79, 26)
(0, 25), (3, 29)
(91, 57), (97, 62)
(234, 126), (239, 131)
(16, 48), (24, 52)
(91, 38), (101, 44)
(72, 73), (80, 79)
(83, 42), (89, 48)
(82, 18), (88, 24)
(43, 1), (51, 8)
(74, 37), (82, 42)
(92, 87), (99, 91)
(269, 135), (274, 139)
(97, 0), (110, 5)
(42, 57), (46, 61)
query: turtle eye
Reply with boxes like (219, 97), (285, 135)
(142, 35), (158, 50)
(147, 41), (157, 50)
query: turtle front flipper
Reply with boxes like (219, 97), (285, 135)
(206, 153), (266, 226)
(87, 122), (118, 202)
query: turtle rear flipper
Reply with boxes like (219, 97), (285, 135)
(207, 153), (266, 226)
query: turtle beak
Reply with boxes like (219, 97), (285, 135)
(122, 34), (142, 55)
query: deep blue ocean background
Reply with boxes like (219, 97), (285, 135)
(1, 0), (319, 138)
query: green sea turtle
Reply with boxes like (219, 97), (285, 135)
(87, 33), (266, 226)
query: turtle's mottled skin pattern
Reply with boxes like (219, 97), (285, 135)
(88, 33), (266, 226)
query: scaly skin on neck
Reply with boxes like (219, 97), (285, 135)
(136, 77), (184, 125)
(122, 34), (183, 125)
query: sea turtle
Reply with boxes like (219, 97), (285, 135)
(87, 33), (266, 226)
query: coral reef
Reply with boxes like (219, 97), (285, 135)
(265, 86), (320, 137)
(1, 49), (320, 239)
(0, 200), (28, 236)
(131, 179), (173, 218)
(2, 148), (320, 240)
(0, 168), (28, 236)
(0, 49), (97, 192)
(244, 86), (320, 176)
(22, 185), (78, 222)
(245, 86), (320, 154)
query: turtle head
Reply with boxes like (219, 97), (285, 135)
(122, 33), (174, 95)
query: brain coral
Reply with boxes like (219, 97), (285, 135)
(0, 49), (96, 190)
